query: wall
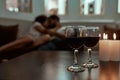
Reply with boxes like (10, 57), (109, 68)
(0, 0), (120, 38)
(0, 0), (44, 21)
(0, 0), (120, 23)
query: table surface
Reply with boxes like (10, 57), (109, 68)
(0, 51), (119, 80)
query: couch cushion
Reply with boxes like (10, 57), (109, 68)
(0, 24), (19, 46)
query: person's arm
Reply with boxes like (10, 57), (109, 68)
(34, 25), (65, 39)
(46, 29), (65, 38)
(49, 22), (61, 32)
(30, 34), (51, 48)
(34, 25), (47, 34)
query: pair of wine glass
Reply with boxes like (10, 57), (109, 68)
(65, 26), (100, 72)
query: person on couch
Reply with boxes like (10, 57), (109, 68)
(38, 15), (68, 50)
(0, 15), (65, 55)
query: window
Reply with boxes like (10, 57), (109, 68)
(45, 0), (68, 15)
(80, 0), (103, 15)
(6, 0), (32, 12)
(118, 0), (120, 13)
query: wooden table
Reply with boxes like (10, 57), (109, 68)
(0, 51), (119, 80)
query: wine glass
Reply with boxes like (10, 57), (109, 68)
(82, 26), (100, 68)
(65, 26), (85, 72)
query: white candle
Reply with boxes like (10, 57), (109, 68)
(99, 33), (120, 61)
(99, 33), (110, 61)
(109, 33), (120, 61)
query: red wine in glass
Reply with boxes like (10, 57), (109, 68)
(65, 37), (85, 49)
(65, 26), (85, 72)
(84, 37), (99, 47)
(83, 37), (100, 68)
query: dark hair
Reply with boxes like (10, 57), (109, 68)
(34, 15), (47, 25)
(49, 15), (60, 22)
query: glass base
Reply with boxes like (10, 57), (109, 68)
(82, 62), (98, 68)
(67, 65), (85, 72)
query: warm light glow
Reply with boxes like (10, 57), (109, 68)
(103, 33), (105, 39)
(113, 33), (116, 40)
(99, 33), (101, 37)
(86, 33), (88, 36)
(80, 31), (82, 37)
(103, 33), (108, 40)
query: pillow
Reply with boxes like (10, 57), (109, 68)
(103, 25), (120, 40)
(0, 24), (19, 46)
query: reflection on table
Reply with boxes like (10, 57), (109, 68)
(0, 51), (119, 80)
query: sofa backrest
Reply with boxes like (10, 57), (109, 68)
(0, 24), (18, 46)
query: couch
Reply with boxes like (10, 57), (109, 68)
(0, 24), (70, 61)
(0, 24), (83, 61)
(0, 23), (120, 62)
(0, 24), (37, 61)
(0, 24), (18, 46)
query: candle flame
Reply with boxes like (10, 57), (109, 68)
(103, 33), (105, 40)
(113, 33), (116, 40)
(99, 33), (101, 37)
(86, 33), (88, 37)
(103, 33), (108, 40)
(80, 31), (82, 37)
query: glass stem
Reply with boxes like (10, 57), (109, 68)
(88, 48), (92, 63)
(74, 49), (78, 65)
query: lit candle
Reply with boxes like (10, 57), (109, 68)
(109, 33), (120, 61)
(99, 33), (120, 61)
(113, 33), (116, 40)
(99, 33), (111, 61)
